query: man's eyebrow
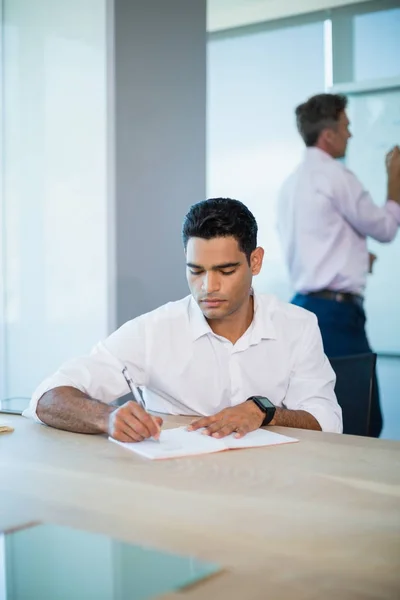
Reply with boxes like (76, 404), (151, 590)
(186, 262), (241, 270)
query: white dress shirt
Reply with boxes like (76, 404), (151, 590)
(24, 293), (342, 433)
(277, 147), (400, 295)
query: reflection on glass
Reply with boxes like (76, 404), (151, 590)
(4, 524), (220, 600)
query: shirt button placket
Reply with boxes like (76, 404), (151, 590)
(229, 347), (241, 406)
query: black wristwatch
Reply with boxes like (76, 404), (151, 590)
(247, 396), (276, 426)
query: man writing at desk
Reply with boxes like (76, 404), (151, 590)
(24, 198), (342, 440)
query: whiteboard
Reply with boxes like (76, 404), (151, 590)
(346, 87), (400, 354)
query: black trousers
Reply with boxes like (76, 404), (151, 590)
(292, 294), (383, 438)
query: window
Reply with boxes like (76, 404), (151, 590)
(207, 21), (325, 298)
(0, 0), (108, 408)
(354, 7), (400, 82)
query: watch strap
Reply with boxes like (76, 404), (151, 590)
(248, 396), (276, 426)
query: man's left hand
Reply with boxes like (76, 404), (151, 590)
(187, 402), (264, 439)
(368, 252), (377, 274)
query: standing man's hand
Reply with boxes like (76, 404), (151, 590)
(368, 252), (377, 274)
(187, 402), (264, 439)
(108, 401), (163, 442)
(386, 146), (400, 204)
(386, 145), (400, 173)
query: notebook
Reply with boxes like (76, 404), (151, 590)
(110, 426), (298, 460)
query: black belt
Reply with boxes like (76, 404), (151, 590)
(307, 290), (364, 307)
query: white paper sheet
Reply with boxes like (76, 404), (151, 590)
(109, 426), (298, 460)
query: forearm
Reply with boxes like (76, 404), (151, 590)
(36, 386), (113, 434)
(269, 408), (321, 431)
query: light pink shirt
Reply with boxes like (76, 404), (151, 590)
(277, 147), (400, 295)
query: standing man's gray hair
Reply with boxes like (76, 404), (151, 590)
(295, 93), (348, 147)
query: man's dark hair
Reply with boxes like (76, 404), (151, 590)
(182, 198), (257, 263)
(295, 93), (347, 147)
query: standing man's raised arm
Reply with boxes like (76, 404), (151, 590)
(331, 150), (400, 243)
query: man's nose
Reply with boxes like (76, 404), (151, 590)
(202, 271), (220, 293)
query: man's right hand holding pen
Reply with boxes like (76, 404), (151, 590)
(108, 401), (163, 443)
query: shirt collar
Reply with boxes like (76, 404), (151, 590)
(188, 296), (214, 341)
(249, 292), (277, 344)
(188, 291), (277, 343)
(305, 146), (333, 162)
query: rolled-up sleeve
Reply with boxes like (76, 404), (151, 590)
(332, 168), (400, 243)
(23, 317), (148, 423)
(284, 313), (343, 433)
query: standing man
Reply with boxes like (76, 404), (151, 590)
(277, 93), (400, 437)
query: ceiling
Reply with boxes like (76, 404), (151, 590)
(207, 0), (374, 32)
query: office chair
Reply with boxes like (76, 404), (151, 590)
(328, 353), (377, 437)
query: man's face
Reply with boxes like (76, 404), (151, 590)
(186, 236), (263, 321)
(326, 110), (352, 158)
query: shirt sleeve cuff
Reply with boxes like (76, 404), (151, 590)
(386, 200), (400, 225)
(300, 403), (343, 434)
(22, 374), (85, 423)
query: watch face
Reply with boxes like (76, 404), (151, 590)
(253, 396), (274, 410)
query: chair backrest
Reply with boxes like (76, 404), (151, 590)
(328, 353), (377, 436)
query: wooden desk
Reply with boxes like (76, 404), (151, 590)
(1, 414), (400, 599)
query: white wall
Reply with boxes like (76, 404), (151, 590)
(2, 0), (109, 399)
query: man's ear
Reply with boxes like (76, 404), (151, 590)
(250, 247), (264, 275)
(323, 127), (337, 147)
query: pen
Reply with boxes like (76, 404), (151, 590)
(122, 367), (161, 442)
